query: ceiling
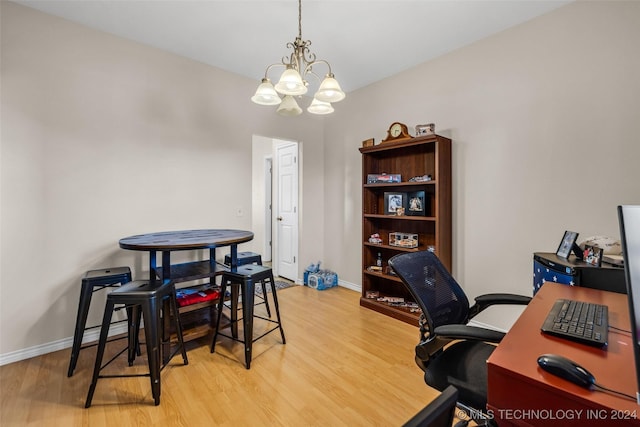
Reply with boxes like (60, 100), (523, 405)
(14, 0), (572, 93)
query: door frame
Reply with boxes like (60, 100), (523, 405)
(263, 156), (273, 262)
(251, 135), (300, 280)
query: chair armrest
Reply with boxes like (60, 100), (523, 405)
(469, 293), (532, 317)
(433, 324), (505, 343)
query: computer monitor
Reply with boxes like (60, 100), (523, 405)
(618, 205), (640, 405)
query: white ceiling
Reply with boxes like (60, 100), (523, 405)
(14, 0), (572, 93)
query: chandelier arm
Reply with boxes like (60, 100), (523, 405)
(303, 59), (332, 79)
(300, 48), (316, 73)
(263, 63), (286, 80)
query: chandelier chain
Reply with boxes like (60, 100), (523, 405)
(298, 0), (302, 39)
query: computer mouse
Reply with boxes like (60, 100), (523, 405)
(537, 354), (596, 389)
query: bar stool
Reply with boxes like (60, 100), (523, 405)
(211, 264), (285, 369)
(223, 251), (270, 316)
(85, 279), (188, 407)
(68, 267), (132, 377)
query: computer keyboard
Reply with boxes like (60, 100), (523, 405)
(541, 298), (608, 348)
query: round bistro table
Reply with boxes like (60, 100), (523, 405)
(119, 229), (254, 363)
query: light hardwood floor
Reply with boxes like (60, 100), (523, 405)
(0, 285), (444, 426)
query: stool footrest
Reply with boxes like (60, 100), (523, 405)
(215, 324), (282, 345)
(98, 373), (150, 379)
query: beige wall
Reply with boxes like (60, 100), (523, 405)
(324, 0), (640, 299)
(0, 2), (325, 358)
(2, 0), (640, 361)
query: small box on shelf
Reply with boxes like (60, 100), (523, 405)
(367, 173), (401, 184)
(389, 232), (418, 248)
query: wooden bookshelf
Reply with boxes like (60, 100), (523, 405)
(359, 134), (452, 325)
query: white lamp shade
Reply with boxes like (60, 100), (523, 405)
(277, 95), (302, 116)
(274, 68), (308, 96)
(315, 74), (345, 103)
(307, 98), (334, 115)
(251, 79), (282, 105)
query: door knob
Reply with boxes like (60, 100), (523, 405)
(277, 216), (283, 221)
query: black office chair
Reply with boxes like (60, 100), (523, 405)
(389, 251), (531, 419)
(403, 385), (468, 427)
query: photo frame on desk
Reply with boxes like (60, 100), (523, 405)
(556, 230), (579, 259)
(583, 244), (603, 267)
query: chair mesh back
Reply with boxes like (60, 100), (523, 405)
(389, 251), (470, 333)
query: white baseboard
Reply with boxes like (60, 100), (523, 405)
(337, 279), (360, 292)
(0, 323), (129, 367)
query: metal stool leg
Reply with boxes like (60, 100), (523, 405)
(168, 292), (189, 365)
(142, 298), (161, 406)
(267, 274), (286, 344)
(68, 282), (94, 377)
(127, 305), (141, 366)
(85, 300), (116, 408)
(211, 280), (227, 354)
(241, 276), (255, 369)
(260, 281), (272, 317)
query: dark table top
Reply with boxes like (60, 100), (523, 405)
(119, 229), (254, 251)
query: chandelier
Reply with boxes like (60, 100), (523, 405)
(251, 0), (345, 116)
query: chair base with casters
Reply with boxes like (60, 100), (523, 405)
(68, 267), (132, 377)
(211, 264), (285, 369)
(223, 251), (270, 317)
(388, 250), (531, 422)
(85, 280), (188, 408)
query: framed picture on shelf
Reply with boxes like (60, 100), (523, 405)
(362, 138), (374, 148)
(415, 123), (435, 136)
(583, 244), (603, 267)
(384, 192), (405, 215)
(406, 191), (426, 216)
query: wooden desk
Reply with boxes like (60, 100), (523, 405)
(487, 283), (639, 426)
(119, 229), (254, 357)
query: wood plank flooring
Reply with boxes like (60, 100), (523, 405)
(0, 286), (442, 426)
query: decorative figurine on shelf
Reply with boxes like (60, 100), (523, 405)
(369, 233), (382, 244)
(409, 174), (432, 182)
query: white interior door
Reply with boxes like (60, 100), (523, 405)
(275, 142), (298, 281)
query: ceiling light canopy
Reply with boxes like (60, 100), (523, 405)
(251, 0), (345, 116)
